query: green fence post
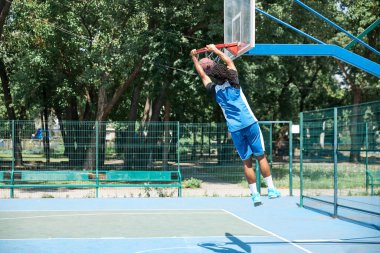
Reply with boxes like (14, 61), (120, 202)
(269, 124), (273, 173)
(10, 120), (15, 198)
(365, 122), (369, 193)
(333, 107), (338, 217)
(95, 121), (99, 198)
(289, 121), (293, 196)
(177, 121), (182, 197)
(299, 113), (303, 207)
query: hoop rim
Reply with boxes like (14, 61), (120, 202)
(194, 42), (242, 55)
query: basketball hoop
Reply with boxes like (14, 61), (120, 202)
(194, 42), (244, 62)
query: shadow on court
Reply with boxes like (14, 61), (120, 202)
(198, 233), (380, 253)
(198, 233), (251, 253)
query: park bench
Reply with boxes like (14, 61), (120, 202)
(101, 170), (182, 197)
(0, 170), (93, 189)
(366, 171), (380, 196)
(0, 169), (182, 197)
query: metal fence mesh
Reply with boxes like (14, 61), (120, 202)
(300, 100), (380, 217)
(0, 120), (293, 198)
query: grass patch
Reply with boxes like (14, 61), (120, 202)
(182, 177), (202, 188)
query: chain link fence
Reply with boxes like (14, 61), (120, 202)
(0, 120), (293, 198)
(300, 100), (380, 218)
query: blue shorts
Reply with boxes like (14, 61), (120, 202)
(230, 122), (265, 160)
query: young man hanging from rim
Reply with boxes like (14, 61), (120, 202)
(190, 44), (281, 206)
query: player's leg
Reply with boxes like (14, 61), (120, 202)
(256, 154), (281, 198)
(247, 123), (281, 199)
(231, 129), (262, 206)
(242, 157), (262, 206)
(256, 155), (270, 178)
(243, 156), (255, 184)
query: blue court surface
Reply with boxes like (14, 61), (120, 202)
(0, 196), (379, 253)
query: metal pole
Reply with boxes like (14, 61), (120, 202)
(10, 120), (15, 198)
(289, 121), (293, 196)
(294, 0), (380, 56)
(269, 124), (273, 173)
(177, 121), (182, 197)
(333, 108), (338, 217)
(345, 18), (380, 50)
(299, 113), (303, 207)
(247, 44), (380, 78)
(208, 123), (211, 158)
(95, 121), (99, 198)
(365, 122), (369, 193)
(256, 7), (325, 44)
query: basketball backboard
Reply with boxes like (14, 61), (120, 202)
(224, 0), (255, 59)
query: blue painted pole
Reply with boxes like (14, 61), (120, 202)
(256, 8), (325, 44)
(246, 44), (380, 77)
(345, 19), (380, 50)
(294, 0), (380, 57)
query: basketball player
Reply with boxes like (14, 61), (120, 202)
(190, 44), (281, 206)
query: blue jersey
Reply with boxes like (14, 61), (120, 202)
(206, 70), (258, 132)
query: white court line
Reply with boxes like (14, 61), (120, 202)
(134, 246), (199, 253)
(0, 235), (271, 241)
(222, 209), (313, 253)
(293, 239), (347, 243)
(0, 208), (224, 212)
(0, 208), (313, 252)
(0, 210), (227, 220)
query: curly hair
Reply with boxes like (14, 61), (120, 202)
(208, 63), (239, 88)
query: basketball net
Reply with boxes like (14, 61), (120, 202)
(194, 42), (242, 62)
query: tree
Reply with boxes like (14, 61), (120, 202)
(333, 1), (380, 161)
(1, 0), (379, 167)
(0, 0), (12, 39)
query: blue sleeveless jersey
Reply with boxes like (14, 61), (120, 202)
(206, 70), (257, 132)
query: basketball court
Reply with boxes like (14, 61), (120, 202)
(1, 1), (379, 252)
(1, 197), (379, 253)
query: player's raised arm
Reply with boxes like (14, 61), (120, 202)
(190, 49), (212, 88)
(206, 44), (237, 71)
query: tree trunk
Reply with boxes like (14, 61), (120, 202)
(162, 101), (171, 169)
(150, 88), (166, 122)
(84, 86), (107, 170)
(122, 83), (143, 168)
(143, 90), (166, 168)
(349, 83), (363, 162)
(135, 97), (151, 169)
(100, 62), (143, 121)
(0, 58), (22, 165)
(335, 60), (364, 162)
(83, 63), (142, 170)
(42, 87), (50, 163)
(128, 82), (143, 121)
(141, 97), (151, 124)
(0, 0), (12, 40)
(0, 59), (15, 120)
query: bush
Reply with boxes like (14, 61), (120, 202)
(183, 177), (202, 188)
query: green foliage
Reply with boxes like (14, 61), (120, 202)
(0, 0), (379, 123)
(183, 177), (202, 188)
(41, 194), (54, 198)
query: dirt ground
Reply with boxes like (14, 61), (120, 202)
(0, 183), (297, 199)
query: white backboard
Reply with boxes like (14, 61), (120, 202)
(224, 0), (255, 59)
